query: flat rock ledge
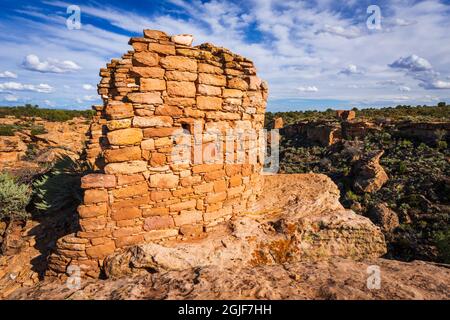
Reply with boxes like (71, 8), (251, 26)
(103, 174), (387, 278)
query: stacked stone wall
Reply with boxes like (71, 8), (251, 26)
(48, 30), (268, 277)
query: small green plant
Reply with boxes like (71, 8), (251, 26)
(398, 161), (407, 174)
(0, 125), (16, 136)
(30, 125), (47, 136)
(437, 140), (447, 150)
(433, 228), (450, 263)
(345, 190), (360, 202)
(0, 173), (32, 221)
(33, 155), (92, 213)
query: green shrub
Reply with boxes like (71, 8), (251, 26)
(437, 140), (448, 150)
(32, 155), (92, 213)
(0, 173), (32, 221)
(30, 125), (47, 136)
(398, 161), (407, 174)
(0, 105), (94, 122)
(0, 125), (16, 136)
(434, 228), (450, 263)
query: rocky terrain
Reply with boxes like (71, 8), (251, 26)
(272, 107), (450, 265)
(3, 174), (449, 300)
(0, 115), (90, 175)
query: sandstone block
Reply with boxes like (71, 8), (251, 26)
(105, 161), (148, 174)
(144, 216), (175, 231)
(133, 116), (173, 128)
(198, 63), (223, 74)
(169, 199), (197, 212)
(117, 174), (145, 186)
(115, 235), (144, 248)
(84, 189), (109, 204)
(112, 182), (148, 199)
(179, 224), (204, 237)
(80, 217), (107, 232)
(173, 210), (203, 226)
(140, 78), (166, 91)
(198, 73), (226, 86)
(133, 51), (159, 67)
(150, 173), (179, 189)
(223, 89), (243, 98)
(143, 30), (169, 40)
(160, 56), (197, 72)
(141, 139), (155, 150)
(131, 67), (165, 78)
(128, 92), (163, 104)
(150, 190), (172, 201)
(206, 192), (227, 204)
(78, 203), (108, 219)
(107, 119), (132, 131)
(155, 105), (183, 116)
(197, 84), (221, 96)
(143, 127), (178, 138)
(193, 182), (214, 194)
(149, 42), (175, 55)
(111, 207), (142, 221)
(167, 81), (196, 97)
(105, 102), (133, 119)
(81, 174), (116, 189)
(107, 128), (143, 146)
(228, 77), (249, 90)
(105, 146), (142, 163)
(86, 240), (116, 259)
(197, 96), (222, 110)
(143, 207), (170, 217)
(143, 229), (178, 241)
(165, 71), (197, 82)
(164, 97), (196, 107)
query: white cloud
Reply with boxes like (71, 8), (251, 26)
(22, 54), (81, 73)
(44, 99), (55, 107)
(0, 82), (54, 93)
(0, 71), (18, 78)
(398, 86), (411, 92)
(298, 86), (319, 92)
(83, 84), (95, 90)
(389, 55), (433, 72)
(76, 95), (100, 104)
(316, 24), (362, 39)
(394, 18), (417, 27)
(420, 80), (450, 89)
(3, 95), (19, 102)
(339, 64), (363, 75)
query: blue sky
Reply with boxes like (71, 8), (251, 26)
(0, 0), (450, 111)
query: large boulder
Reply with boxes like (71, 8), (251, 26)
(352, 150), (389, 193)
(104, 174), (386, 278)
(367, 203), (400, 232)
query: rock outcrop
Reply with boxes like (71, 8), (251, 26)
(352, 150), (389, 193)
(102, 174), (386, 278)
(367, 203), (399, 233)
(0, 117), (89, 172)
(336, 110), (356, 121)
(0, 136), (27, 163)
(8, 257), (450, 300)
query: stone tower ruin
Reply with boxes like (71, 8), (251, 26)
(48, 30), (268, 277)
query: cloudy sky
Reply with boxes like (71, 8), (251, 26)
(0, 0), (450, 111)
